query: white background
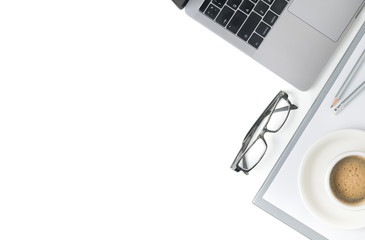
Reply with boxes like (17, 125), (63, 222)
(0, 1), (363, 239)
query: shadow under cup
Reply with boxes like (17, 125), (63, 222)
(327, 152), (365, 209)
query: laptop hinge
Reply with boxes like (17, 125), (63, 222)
(172, 0), (189, 9)
(355, 1), (365, 19)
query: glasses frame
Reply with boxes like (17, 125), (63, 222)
(231, 91), (298, 175)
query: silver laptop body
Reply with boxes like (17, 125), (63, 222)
(177, 0), (364, 90)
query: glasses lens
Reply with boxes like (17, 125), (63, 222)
(240, 137), (267, 171)
(266, 98), (290, 132)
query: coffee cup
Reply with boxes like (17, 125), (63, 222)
(325, 151), (365, 210)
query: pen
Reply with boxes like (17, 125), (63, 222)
(331, 49), (365, 107)
(334, 81), (365, 114)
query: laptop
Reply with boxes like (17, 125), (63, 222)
(172, 0), (365, 90)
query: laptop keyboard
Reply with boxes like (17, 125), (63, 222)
(199, 0), (289, 49)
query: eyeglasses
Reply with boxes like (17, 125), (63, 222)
(230, 91), (298, 175)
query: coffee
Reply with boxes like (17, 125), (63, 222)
(329, 155), (365, 206)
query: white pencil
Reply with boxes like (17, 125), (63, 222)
(334, 81), (365, 113)
(331, 50), (365, 107)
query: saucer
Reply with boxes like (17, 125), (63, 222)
(298, 129), (365, 230)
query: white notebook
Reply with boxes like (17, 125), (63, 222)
(254, 22), (365, 240)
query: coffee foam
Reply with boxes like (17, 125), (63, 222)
(330, 155), (365, 205)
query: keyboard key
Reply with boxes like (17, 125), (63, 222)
(237, 12), (261, 41)
(248, 33), (264, 48)
(199, 0), (211, 12)
(256, 22), (271, 37)
(226, 0), (242, 10)
(216, 6), (235, 27)
(263, 10), (278, 26)
(227, 10), (247, 34)
(199, 0), (287, 50)
(271, 0), (287, 15)
(254, 1), (269, 16)
(205, 4), (220, 19)
(212, 0), (227, 8)
(239, 0), (254, 14)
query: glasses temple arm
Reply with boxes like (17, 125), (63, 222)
(273, 104), (298, 113)
(242, 103), (297, 145)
